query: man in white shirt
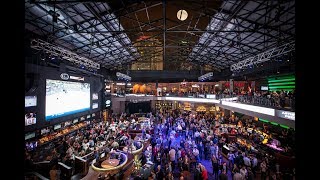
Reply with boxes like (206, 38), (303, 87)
(240, 166), (248, 179)
(192, 147), (200, 162)
(169, 148), (176, 170)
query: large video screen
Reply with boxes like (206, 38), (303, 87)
(46, 79), (90, 120)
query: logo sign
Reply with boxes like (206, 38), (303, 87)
(106, 100), (111, 104)
(70, 75), (84, 81)
(276, 110), (295, 121)
(106, 100), (111, 107)
(60, 73), (69, 80)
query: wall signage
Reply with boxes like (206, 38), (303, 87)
(60, 73), (69, 80)
(276, 110), (295, 121)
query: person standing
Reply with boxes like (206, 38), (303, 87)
(169, 147), (176, 170)
(260, 160), (267, 180)
(219, 169), (228, 180)
(193, 163), (202, 180)
(192, 147), (200, 162)
(228, 151), (235, 169)
(211, 155), (219, 180)
(155, 165), (164, 180)
(240, 166), (248, 179)
(233, 168), (243, 180)
(201, 164), (208, 180)
(252, 155), (258, 177)
(197, 141), (204, 161)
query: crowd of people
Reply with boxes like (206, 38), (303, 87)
(24, 114), (152, 179)
(135, 110), (295, 180)
(25, 110), (295, 180)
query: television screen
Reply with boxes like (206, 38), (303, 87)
(73, 119), (78, 124)
(46, 79), (90, 120)
(25, 132), (36, 140)
(261, 86), (269, 91)
(41, 127), (50, 135)
(25, 96), (37, 107)
(92, 93), (98, 100)
(92, 103), (98, 109)
(25, 112), (36, 126)
(64, 121), (72, 127)
(80, 116), (85, 121)
(54, 124), (62, 130)
(92, 113), (95, 117)
(87, 114), (91, 119)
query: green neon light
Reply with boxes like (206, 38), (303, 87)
(268, 82), (295, 86)
(268, 85), (295, 89)
(268, 78), (295, 83)
(268, 75), (295, 80)
(259, 119), (269, 123)
(270, 122), (279, 126)
(280, 124), (289, 129)
(259, 119), (290, 129)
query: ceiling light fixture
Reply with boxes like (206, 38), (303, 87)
(177, 10), (188, 21)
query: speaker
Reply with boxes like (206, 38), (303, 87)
(25, 73), (40, 94)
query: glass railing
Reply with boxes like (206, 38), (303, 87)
(112, 92), (295, 111)
(216, 94), (295, 111)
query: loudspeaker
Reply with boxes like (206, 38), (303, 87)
(25, 73), (40, 94)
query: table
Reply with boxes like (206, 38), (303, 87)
(101, 159), (120, 169)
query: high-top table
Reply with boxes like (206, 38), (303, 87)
(101, 159), (120, 169)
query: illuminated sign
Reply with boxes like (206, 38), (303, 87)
(116, 82), (126, 85)
(70, 75), (84, 81)
(276, 110), (295, 121)
(106, 100), (111, 107)
(60, 73), (69, 80)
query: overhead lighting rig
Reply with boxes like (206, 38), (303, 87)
(30, 39), (100, 70)
(230, 41), (295, 72)
(116, 72), (131, 81)
(198, 72), (213, 81)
